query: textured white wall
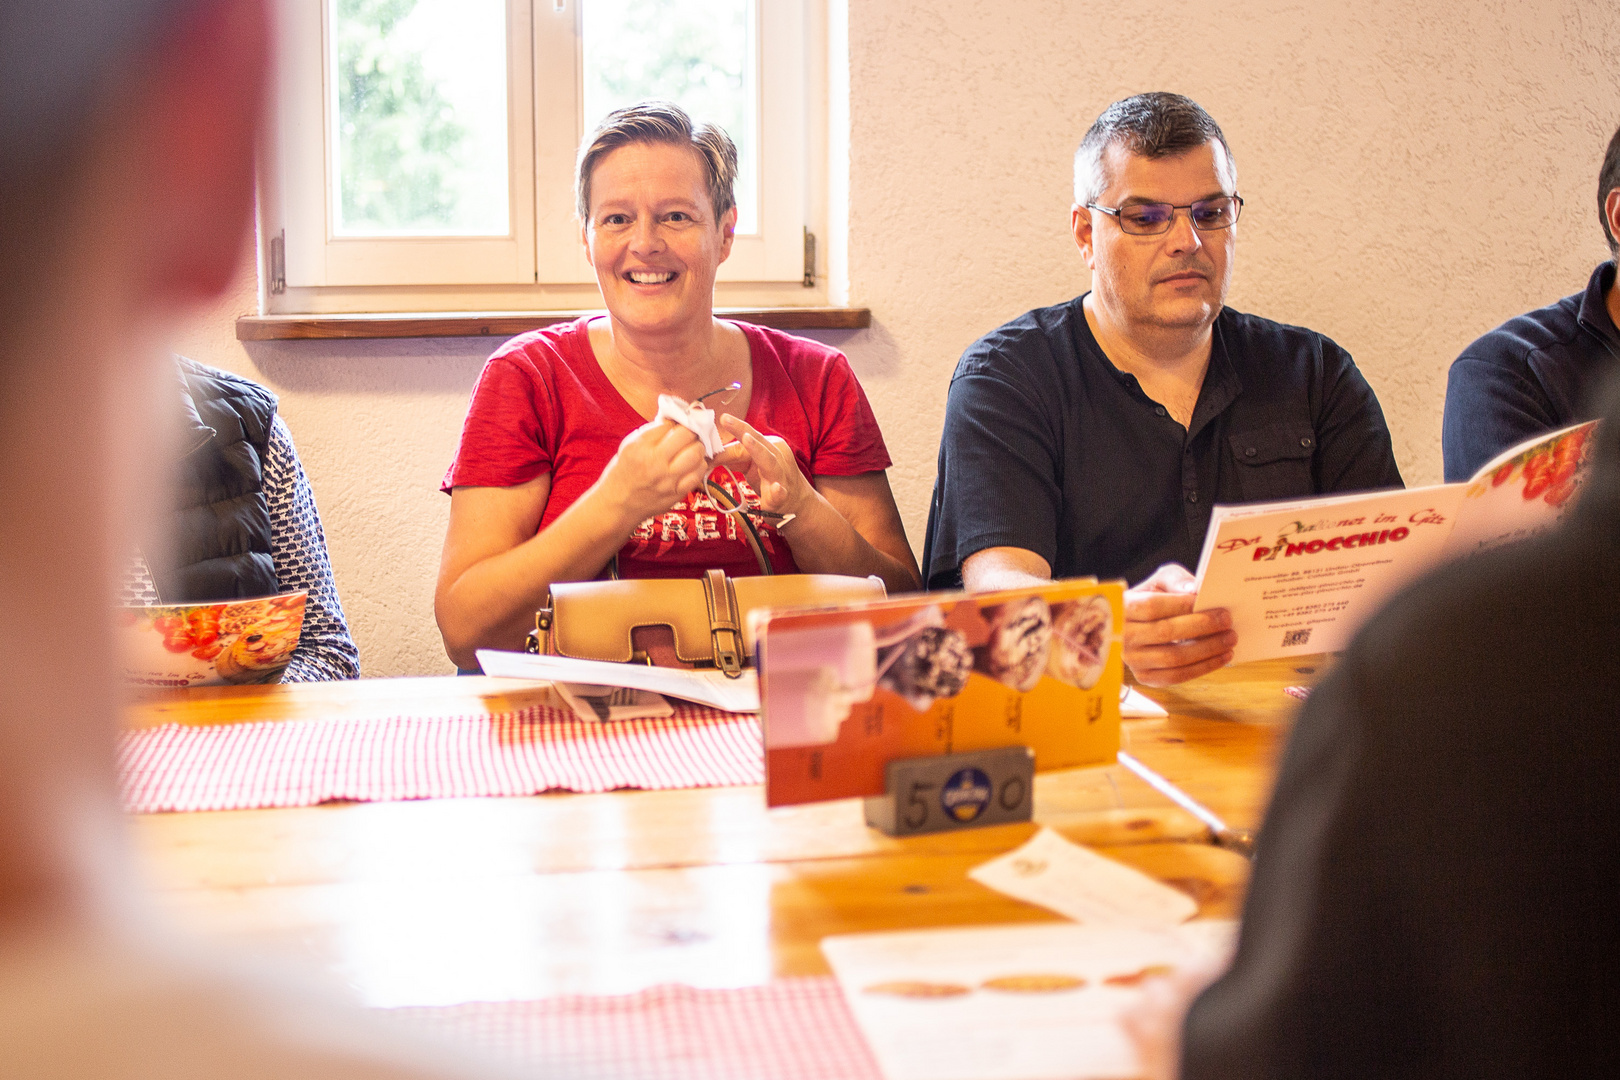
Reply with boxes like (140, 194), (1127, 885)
(176, 0), (1620, 677)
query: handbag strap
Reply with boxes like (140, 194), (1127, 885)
(704, 479), (773, 576)
(702, 569), (745, 678)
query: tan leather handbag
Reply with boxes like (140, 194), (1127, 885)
(527, 569), (885, 677)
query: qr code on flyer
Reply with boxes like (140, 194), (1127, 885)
(1280, 628), (1312, 648)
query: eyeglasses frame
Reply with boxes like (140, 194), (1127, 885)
(1085, 194), (1245, 236)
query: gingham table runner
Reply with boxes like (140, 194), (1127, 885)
(119, 704), (763, 813)
(383, 979), (882, 1080)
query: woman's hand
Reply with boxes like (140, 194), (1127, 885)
(713, 414), (814, 517)
(714, 414), (921, 593)
(595, 418), (711, 527)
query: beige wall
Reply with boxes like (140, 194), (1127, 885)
(176, 0), (1620, 677)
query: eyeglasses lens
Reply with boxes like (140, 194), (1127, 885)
(1118, 197), (1239, 235)
(1191, 198), (1239, 230)
(1120, 205), (1174, 234)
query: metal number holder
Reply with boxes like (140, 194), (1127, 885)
(862, 746), (1035, 837)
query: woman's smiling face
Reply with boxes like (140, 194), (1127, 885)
(582, 141), (736, 338)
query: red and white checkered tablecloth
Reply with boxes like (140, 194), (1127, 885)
(382, 979), (882, 1080)
(119, 704), (763, 813)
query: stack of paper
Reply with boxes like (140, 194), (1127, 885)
(476, 650), (760, 713)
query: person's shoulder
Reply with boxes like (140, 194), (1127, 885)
(487, 317), (590, 371)
(735, 321), (849, 376)
(956, 297), (1086, 379)
(1454, 288), (1586, 372)
(1217, 306), (1349, 363)
(176, 355), (278, 410)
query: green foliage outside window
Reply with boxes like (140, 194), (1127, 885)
(334, 0), (467, 232)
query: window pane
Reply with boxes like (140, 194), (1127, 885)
(582, 0), (758, 235)
(330, 0), (509, 237)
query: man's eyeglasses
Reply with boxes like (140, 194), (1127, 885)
(1086, 194), (1243, 236)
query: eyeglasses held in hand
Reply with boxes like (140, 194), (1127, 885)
(1086, 194), (1243, 236)
(693, 381), (742, 409)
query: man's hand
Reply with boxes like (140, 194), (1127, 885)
(1124, 563), (1235, 686)
(1119, 953), (1228, 1080)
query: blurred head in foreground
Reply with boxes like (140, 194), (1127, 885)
(0, 3), (503, 1076)
(0, 0), (269, 934)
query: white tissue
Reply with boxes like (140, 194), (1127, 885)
(655, 394), (726, 458)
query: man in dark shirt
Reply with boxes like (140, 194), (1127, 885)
(924, 93), (1402, 685)
(1441, 122), (1620, 481)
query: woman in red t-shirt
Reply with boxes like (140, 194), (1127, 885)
(435, 103), (921, 669)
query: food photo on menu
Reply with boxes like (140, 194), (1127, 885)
(120, 592), (308, 687)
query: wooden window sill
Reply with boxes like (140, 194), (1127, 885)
(236, 306), (871, 341)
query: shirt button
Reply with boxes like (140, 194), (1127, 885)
(1154, 406), (1167, 417)
(1185, 491), (1198, 503)
(1244, 447), (1257, 458)
(1300, 436), (1315, 449)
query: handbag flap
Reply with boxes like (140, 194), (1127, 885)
(731, 574), (886, 656)
(549, 578), (713, 663)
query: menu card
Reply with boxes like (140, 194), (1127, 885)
(757, 580), (1126, 807)
(1192, 420), (1597, 664)
(121, 592), (307, 687)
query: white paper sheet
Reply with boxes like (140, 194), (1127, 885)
(1120, 686), (1167, 717)
(822, 920), (1235, 1080)
(968, 828), (1198, 928)
(475, 650), (760, 713)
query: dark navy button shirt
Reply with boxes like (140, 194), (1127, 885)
(923, 295), (1404, 589)
(1442, 261), (1620, 482)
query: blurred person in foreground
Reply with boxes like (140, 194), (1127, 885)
(1442, 121), (1620, 481)
(1125, 387), (1620, 1077)
(435, 101), (920, 672)
(0, 0), (505, 1074)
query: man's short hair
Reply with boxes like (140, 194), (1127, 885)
(574, 100), (738, 224)
(1073, 92), (1237, 206)
(1600, 121), (1620, 258)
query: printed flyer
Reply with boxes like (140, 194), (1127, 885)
(756, 579), (1125, 807)
(121, 592), (307, 687)
(1193, 420), (1597, 664)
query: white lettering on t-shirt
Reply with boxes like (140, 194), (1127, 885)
(694, 512), (721, 541)
(659, 513), (689, 542)
(631, 518), (655, 540)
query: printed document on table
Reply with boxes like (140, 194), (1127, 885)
(475, 650), (760, 713)
(823, 921), (1235, 1080)
(968, 827), (1198, 927)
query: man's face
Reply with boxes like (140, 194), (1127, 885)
(1073, 139), (1237, 336)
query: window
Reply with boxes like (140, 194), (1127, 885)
(263, 0), (816, 308)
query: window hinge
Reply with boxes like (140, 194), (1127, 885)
(268, 229), (286, 295)
(802, 227), (816, 288)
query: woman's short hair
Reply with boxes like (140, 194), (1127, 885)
(574, 100), (738, 223)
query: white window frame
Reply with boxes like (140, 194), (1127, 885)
(262, 0), (813, 302)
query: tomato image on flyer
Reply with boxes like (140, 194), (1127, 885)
(1449, 420), (1600, 558)
(121, 593), (307, 687)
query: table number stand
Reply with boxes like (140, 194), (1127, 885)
(863, 746), (1035, 836)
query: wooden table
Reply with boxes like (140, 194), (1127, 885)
(126, 657), (1321, 1008)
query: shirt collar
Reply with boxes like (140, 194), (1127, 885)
(1577, 260), (1620, 354)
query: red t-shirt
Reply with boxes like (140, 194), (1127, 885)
(443, 318), (893, 579)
